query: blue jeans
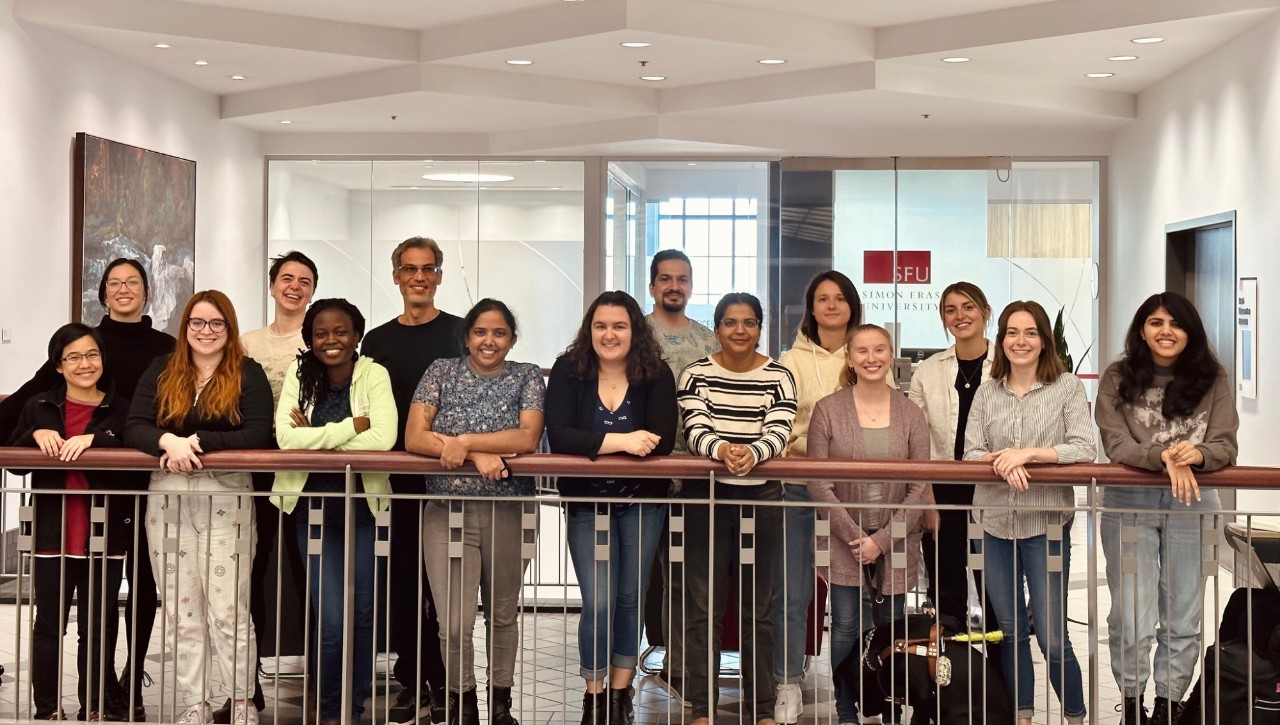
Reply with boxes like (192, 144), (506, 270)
(829, 583), (905, 722)
(982, 526), (1085, 722)
(566, 501), (667, 682)
(771, 483), (815, 685)
(294, 492), (378, 720)
(1102, 486), (1220, 700)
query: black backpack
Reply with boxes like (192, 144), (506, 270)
(1179, 588), (1280, 725)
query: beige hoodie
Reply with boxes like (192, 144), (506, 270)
(778, 331), (848, 458)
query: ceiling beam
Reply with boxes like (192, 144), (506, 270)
(659, 62), (877, 113)
(627, 0), (874, 59)
(418, 0), (629, 61)
(14, 0), (420, 62)
(877, 0), (1280, 58)
(875, 63), (1136, 119)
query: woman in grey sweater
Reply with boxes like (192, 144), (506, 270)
(806, 324), (933, 724)
(1095, 292), (1238, 725)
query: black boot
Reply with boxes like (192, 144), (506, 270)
(490, 686), (518, 725)
(118, 665), (147, 721)
(607, 688), (633, 725)
(1151, 696), (1183, 725)
(580, 691), (607, 725)
(1119, 696), (1149, 725)
(447, 690), (480, 725)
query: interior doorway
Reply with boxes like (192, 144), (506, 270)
(1165, 210), (1237, 511)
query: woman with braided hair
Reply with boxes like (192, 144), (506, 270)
(271, 298), (397, 725)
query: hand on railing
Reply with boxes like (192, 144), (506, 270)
(1162, 442), (1205, 505)
(158, 432), (203, 472)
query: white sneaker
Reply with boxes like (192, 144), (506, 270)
(774, 682), (803, 724)
(232, 701), (259, 725)
(177, 703), (213, 725)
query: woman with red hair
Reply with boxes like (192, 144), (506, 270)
(124, 290), (274, 725)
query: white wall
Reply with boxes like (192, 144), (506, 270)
(1108, 12), (1280, 508)
(0, 2), (261, 393)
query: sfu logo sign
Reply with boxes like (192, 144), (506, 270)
(863, 250), (932, 284)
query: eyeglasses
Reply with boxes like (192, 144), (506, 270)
(105, 277), (144, 291)
(719, 318), (760, 330)
(396, 263), (442, 277)
(187, 318), (228, 333)
(61, 350), (102, 364)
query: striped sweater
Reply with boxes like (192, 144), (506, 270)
(677, 355), (798, 485)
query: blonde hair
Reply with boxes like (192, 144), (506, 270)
(839, 324), (894, 388)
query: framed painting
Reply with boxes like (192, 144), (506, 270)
(73, 133), (196, 337)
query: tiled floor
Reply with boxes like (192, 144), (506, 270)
(0, 516), (1247, 725)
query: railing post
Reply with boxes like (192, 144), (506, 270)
(1087, 476), (1100, 725)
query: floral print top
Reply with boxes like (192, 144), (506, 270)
(413, 357), (546, 496)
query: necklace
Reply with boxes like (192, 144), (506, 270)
(957, 356), (985, 389)
(853, 389), (890, 423)
(600, 373), (618, 390)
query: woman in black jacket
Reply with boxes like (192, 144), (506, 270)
(545, 291), (678, 725)
(8, 323), (130, 721)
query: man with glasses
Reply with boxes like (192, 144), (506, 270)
(643, 249), (718, 702)
(362, 237), (461, 724)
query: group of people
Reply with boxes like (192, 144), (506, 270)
(0, 239), (1236, 725)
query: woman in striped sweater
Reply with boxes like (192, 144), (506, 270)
(677, 292), (797, 725)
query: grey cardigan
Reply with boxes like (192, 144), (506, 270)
(806, 386), (934, 592)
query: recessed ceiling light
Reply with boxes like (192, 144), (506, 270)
(1085, 72), (1115, 78)
(758, 59), (786, 65)
(1108, 55), (1138, 61)
(534, 160), (547, 163)
(230, 75), (246, 80)
(640, 75), (666, 81)
(279, 120), (292, 124)
(941, 56), (970, 63)
(194, 60), (209, 66)
(686, 163), (697, 166)
(154, 43), (170, 49)
(506, 59), (534, 65)
(620, 42), (651, 48)
(551, 186), (563, 190)
(1131, 36), (1164, 44)
(421, 173), (515, 183)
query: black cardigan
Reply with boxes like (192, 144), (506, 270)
(6, 383), (133, 555)
(123, 355), (275, 456)
(544, 355), (678, 499)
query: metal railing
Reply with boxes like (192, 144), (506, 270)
(0, 449), (1277, 725)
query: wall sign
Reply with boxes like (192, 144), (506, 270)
(1237, 276), (1258, 400)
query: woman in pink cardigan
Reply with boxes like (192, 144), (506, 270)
(806, 324), (933, 724)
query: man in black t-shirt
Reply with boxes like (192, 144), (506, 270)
(361, 236), (462, 724)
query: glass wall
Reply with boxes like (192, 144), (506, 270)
(777, 159), (1100, 378)
(266, 159), (585, 369)
(607, 161), (772, 349)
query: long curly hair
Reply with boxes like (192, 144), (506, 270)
(155, 290), (247, 428)
(561, 291), (666, 384)
(1114, 292), (1222, 418)
(294, 298), (366, 411)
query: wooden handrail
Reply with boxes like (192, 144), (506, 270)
(1, 447), (1276, 489)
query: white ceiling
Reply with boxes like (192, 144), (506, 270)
(15, 0), (1279, 156)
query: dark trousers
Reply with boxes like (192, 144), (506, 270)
(388, 476), (447, 694)
(120, 495), (157, 696)
(681, 480), (781, 722)
(32, 557), (124, 718)
(922, 501), (1005, 676)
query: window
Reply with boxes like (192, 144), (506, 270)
(652, 197), (759, 307)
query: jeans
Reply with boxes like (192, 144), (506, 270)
(423, 499), (534, 693)
(388, 474), (447, 695)
(828, 583), (905, 722)
(565, 501), (667, 681)
(32, 557), (124, 717)
(1102, 486), (1220, 700)
(293, 490), (378, 720)
(982, 525), (1085, 721)
(681, 480), (782, 721)
(771, 483), (815, 685)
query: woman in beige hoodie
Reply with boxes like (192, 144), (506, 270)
(772, 270), (860, 723)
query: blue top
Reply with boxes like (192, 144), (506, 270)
(307, 380), (353, 494)
(413, 357), (545, 496)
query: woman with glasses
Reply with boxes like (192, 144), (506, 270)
(406, 298), (545, 725)
(8, 324), (131, 721)
(0, 257), (175, 718)
(272, 298), (397, 725)
(1095, 292), (1238, 725)
(545, 291), (677, 725)
(124, 291), (273, 725)
(964, 301), (1096, 725)
(677, 292), (797, 725)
